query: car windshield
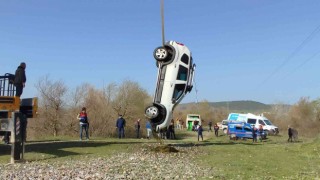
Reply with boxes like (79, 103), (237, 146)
(264, 120), (273, 125)
(222, 121), (228, 125)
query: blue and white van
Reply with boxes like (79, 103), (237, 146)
(227, 113), (279, 135)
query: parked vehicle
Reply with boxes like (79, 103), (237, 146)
(186, 114), (201, 131)
(228, 121), (267, 140)
(145, 41), (196, 131)
(227, 113), (279, 135)
(217, 120), (229, 134)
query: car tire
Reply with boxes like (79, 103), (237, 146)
(145, 105), (159, 119)
(153, 47), (168, 61)
(267, 130), (277, 136)
(223, 128), (228, 134)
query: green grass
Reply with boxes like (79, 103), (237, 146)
(1, 131), (319, 179)
(197, 132), (320, 179)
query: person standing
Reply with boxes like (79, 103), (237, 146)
(252, 126), (257, 143)
(288, 125), (293, 142)
(213, 123), (219, 137)
(77, 107), (89, 140)
(208, 121), (213, 132)
(176, 118), (181, 130)
(168, 121), (175, 139)
(197, 124), (203, 141)
(146, 120), (152, 139)
(180, 121), (184, 130)
(14, 62), (27, 97)
(116, 115), (126, 139)
(135, 119), (141, 138)
(258, 125), (264, 142)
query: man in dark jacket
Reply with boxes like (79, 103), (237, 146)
(14, 62), (27, 97)
(135, 119), (141, 138)
(116, 115), (126, 139)
(252, 127), (258, 143)
(197, 124), (203, 141)
(288, 125), (293, 142)
(208, 121), (213, 132)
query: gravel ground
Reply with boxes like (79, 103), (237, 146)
(0, 144), (215, 179)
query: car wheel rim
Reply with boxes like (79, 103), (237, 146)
(155, 48), (167, 59)
(146, 106), (158, 118)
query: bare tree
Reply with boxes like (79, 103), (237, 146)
(65, 80), (151, 138)
(62, 83), (91, 136)
(35, 75), (67, 137)
(111, 80), (150, 137)
(287, 97), (320, 137)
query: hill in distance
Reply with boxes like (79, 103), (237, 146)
(209, 100), (272, 112)
(180, 100), (272, 113)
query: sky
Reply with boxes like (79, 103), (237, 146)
(1, 0), (320, 105)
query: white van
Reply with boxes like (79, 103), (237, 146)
(227, 113), (279, 135)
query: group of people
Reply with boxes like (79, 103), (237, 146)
(207, 121), (220, 137)
(75, 107), (299, 143)
(196, 121), (220, 141)
(175, 119), (184, 130)
(116, 116), (154, 139)
(251, 125), (264, 143)
(77, 111), (155, 140)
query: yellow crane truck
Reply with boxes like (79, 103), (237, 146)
(0, 73), (37, 163)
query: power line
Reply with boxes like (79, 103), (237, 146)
(259, 24), (320, 86)
(283, 49), (320, 79)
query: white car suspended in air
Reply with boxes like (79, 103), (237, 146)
(145, 41), (196, 131)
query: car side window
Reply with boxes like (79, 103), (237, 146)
(247, 119), (256, 124)
(259, 120), (265, 125)
(172, 84), (186, 100)
(177, 65), (188, 81)
(244, 127), (251, 132)
(181, 54), (189, 65)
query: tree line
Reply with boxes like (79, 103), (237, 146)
(27, 76), (320, 139)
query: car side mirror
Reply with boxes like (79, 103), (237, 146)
(172, 98), (176, 103)
(186, 85), (193, 92)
